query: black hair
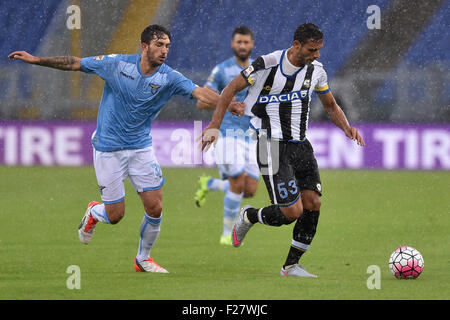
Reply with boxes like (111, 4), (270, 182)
(293, 23), (323, 44)
(232, 25), (254, 39)
(141, 24), (171, 44)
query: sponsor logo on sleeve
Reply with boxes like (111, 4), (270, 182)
(242, 65), (254, 78)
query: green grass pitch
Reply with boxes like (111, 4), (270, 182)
(0, 166), (448, 300)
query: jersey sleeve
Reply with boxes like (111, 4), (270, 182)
(313, 67), (330, 94)
(169, 69), (198, 98)
(240, 56), (266, 86)
(204, 65), (222, 92)
(80, 54), (118, 80)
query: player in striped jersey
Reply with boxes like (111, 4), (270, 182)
(200, 23), (365, 277)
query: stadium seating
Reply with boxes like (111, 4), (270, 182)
(403, 0), (449, 66)
(0, 0), (62, 100)
(0, 0), (62, 62)
(374, 0), (450, 119)
(167, 0), (392, 78)
(1, 0), (448, 121)
(402, 0), (450, 102)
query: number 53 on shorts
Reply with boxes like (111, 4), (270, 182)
(266, 178), (300, 206)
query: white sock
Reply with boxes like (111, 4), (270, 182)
(89, 203), (111, 224)
(136, 212), (162, 262)
(208, 178), (229, 192)
(223, 190), (243, 236)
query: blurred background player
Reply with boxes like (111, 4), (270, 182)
(9, 24), (221, 273)
(200, 23), (365, 276)
(194, 26), (260, 245)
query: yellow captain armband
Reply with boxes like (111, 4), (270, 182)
(314, 84), (330, 94)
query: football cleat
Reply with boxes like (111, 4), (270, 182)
(232, 205), (254, 247)
(280, 264), (318, 278)
(78, 201), (100, 244)
(134, 257), (169, 273)
(220, 234), (232, 246)
(194, 175), (211, 207)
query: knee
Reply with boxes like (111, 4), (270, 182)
(243, 187), (257, 198)
(303, 195), (321, 211)
(243, 179), (258, 198)
(106, 206), (125, 224)
(145, 201), (162, 218)
(310, 197), (321, 211)
(229, 181), (245, 195)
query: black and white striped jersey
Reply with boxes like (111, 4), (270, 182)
(241, 49), (330, 141)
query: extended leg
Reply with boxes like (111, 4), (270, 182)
(282, 190), (321, 276)
(134, 188), (168, 273)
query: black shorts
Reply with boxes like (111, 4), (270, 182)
(257, 136), (322, 206)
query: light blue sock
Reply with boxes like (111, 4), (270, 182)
(207, 178), (230, 192)
(223, 190), (243, 236)
(136, 212), (162, 262)
(89, 203), (111, 224)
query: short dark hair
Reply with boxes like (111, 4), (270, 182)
(293, 23), (323, 44)
(141, 24), (171, 44)
(232, 25), (254, 39)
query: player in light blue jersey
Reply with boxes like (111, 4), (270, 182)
(194, 26), (260, 245)
(9, 25), (223, 273)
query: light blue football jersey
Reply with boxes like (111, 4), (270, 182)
(205, 57), (252, 136)
(81, 54), (197, 152)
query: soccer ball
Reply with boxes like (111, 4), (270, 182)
(388, 246), (424, 279)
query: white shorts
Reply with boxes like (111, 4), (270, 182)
(214, 136), (260, 180)
(93, 146), (164, 204)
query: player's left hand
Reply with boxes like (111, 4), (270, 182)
(228, 101), (245, 116)
(346, 127), (365, 146)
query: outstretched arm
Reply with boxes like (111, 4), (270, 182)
(8, 51), (82, 71)
(192, 86), (220, 109)
(199, 74), (248, 151)
(195, 86), (219, 110)
(196, 86), (244, 116)
(318, 91), (365, 146)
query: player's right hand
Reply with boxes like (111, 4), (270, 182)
(228, 101), (245, 116)
(197, 125), (220, 152)
(8, 51), (39, 64)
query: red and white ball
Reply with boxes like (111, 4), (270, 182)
(388, 246), (424, 279)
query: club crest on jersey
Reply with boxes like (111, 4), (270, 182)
(149, 83), (161, 94)
(93, 55), (105, 61)
(303, 79), (311, 88)
(257, 89), (309, 103)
